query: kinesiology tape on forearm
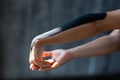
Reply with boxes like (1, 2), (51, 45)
(30, 13), (107, 49)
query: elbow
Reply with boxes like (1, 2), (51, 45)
(91, 17), (110, 33)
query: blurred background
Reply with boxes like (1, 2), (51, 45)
(0, 0), (120, 79)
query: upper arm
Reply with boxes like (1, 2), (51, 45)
(96, 9), (120, 32)
(104, 10), (120, 29)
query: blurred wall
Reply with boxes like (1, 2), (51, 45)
(1, 0), (120, 79)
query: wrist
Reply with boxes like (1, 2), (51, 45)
(66, 48), (77, 60)
(33, 39), (45, 48)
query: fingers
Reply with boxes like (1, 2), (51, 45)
(44, 59), (55, 65)
(29, 57), (54, 71)
(29, 51), (53, 70)
(42, 51), (52, 57)
(32, 51), (53, 68)
(30, 46), (44, 67)
(30, 59), (56, 71)
(39, 62), (59, 71)
(51, 62), (59, 68)
(39, 59), (58, 71)
(30, 63), (49, 70)
(30, 64), (39, 70)
(30, 60), (54, 70)
(33, 59), (51, 69)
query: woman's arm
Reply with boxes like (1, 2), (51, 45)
(34, 29), (120, 71)
(29, 10), (120, 68)
(67, 29), (120, 58)
(34, 10), (120, 47)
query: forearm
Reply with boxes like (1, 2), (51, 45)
(36, 22), (103, 46)
(67, 31), (120, 58)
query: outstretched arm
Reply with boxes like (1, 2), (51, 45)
(31, 29), (120, 71)
(37, 29), (120, 71)
(67, 29), (120, 58)
(29, 10), (120, 69)
(32, 9), (120, 48)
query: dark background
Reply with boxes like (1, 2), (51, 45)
(0, 0), (120, 79)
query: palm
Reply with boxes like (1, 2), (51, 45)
(51, 49), (65, 60)
(48, 49), (71, 68)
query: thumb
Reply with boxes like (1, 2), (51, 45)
(44, 59), (55, 65)
(51, 62), (60, 68)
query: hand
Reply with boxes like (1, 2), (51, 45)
(30, 49), (72, 71)
(29, 40), (51, 70)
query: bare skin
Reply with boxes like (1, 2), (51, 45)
(29, 9), (120, 71)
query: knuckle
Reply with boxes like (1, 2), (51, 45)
(33, 40), (40, 47)
(34, 40), (40, 44)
